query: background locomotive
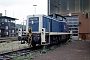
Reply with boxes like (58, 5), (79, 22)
(18, 14), (72, 47)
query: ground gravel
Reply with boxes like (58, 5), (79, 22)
(33, 40), (90, 60)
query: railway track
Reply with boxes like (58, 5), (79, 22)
(0, 38), (71, 60)
(0, 46), (43, 60)
(0, 43), (62, 60)
(0, 37), (18, 43)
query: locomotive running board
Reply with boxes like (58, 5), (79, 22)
(32, 32), (72, 35)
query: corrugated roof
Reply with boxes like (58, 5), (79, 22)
(49, 0), (90, 14)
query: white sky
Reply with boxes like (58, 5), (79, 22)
(0, 0), (48, 24)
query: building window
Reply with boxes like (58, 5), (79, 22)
(2, 23), (4, 24)
(6, 26), (8, 29)
(11, 21), (12, 22)
(11, 21), (14, 23)
(8, 20), (10, 22)
(2, 19), (5, 22)
(73, 31), (78, 33)
(5, 19), (7, 22)
(73, 34), (78, 36)
(12, 30), (14, 33)
(11, 21), (15, 23)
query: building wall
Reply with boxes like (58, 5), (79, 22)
(78, 13), (90, 33)
(0, 18), (16, 37)
(78, 12), (90, 40)
(61, 12), (90, 40)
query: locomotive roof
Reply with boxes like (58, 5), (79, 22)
(49, 14), (66, 19)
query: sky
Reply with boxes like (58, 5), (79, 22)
(0, 0), (48, 24)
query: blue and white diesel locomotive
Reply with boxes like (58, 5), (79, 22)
(18, 14), (72, 47)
